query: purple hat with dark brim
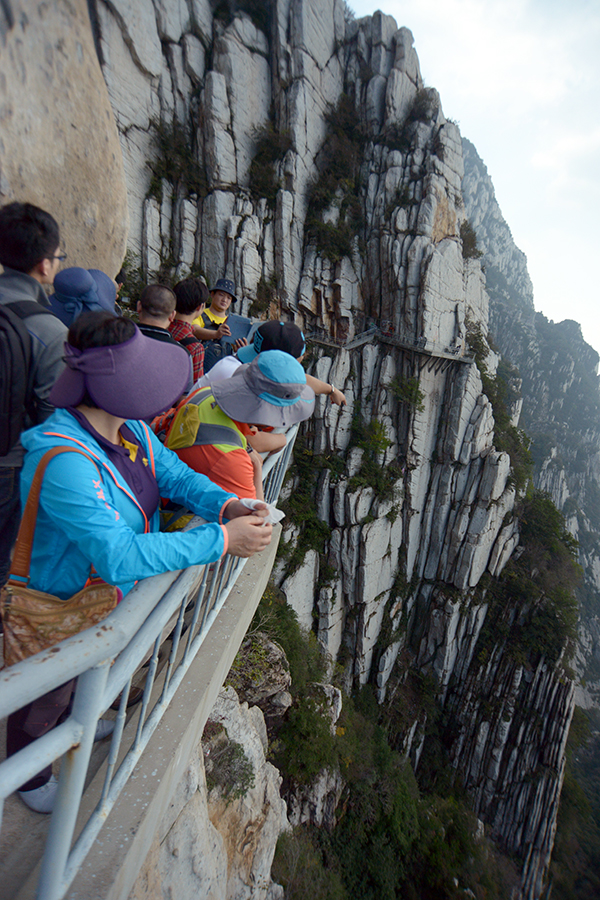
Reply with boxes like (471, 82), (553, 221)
(49, 326), (190, 420)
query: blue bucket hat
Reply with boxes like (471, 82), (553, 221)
(210, 277), (237, 303)
(210, 350), (315, 427)
(50, 267), (117, 326)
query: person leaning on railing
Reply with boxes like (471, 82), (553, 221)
(6, 310), (272, 814)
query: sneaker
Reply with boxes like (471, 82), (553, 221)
(94, 718), (115, 741)
(110, 685), (144, 711)
(18, 774), (59, 813)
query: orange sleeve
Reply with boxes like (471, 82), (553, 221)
(175, 445), (256, 500)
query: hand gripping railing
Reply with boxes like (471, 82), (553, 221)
(0, 423), (298, 900)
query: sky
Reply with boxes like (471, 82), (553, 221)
(349, 0), (600, 356)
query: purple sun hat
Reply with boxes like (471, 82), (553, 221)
(211, 349), (315, 428)
(49, 325), (190, 420)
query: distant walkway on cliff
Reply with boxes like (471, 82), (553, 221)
(306, 319), (474, 367)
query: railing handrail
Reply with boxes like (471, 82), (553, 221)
(0, 422), (298, 900)
(0, 427), (293, 718)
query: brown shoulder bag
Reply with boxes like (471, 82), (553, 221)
(1, 447), (120, 668)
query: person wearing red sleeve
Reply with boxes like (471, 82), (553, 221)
(168, 277), (207, 382)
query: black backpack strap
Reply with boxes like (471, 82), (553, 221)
(180, 333), (201, 348)
(5, 300), (53, 320)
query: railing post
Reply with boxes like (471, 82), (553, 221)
(36, 660), (111, 900)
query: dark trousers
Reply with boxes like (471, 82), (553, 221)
(6, 680), (75, 791)
(0, 465), (21, 587)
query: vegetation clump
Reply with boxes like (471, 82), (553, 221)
(249, 272), (278, 317)
(213, 0), (273, 37)
(460, 220), (483, 259)
(389, 375), (425, 411)
(466, 323), (532, 492)
(305, 93), (366, 263)
(247, 584), (336, 782)
(117, 249), (146, 311)
(248, 124), (293, 206)
(347, 413), (402, 502)
(550, 707), (600, 899)
(203, 724), (255, 803)
(380, 87), (438, 152)
(479, 490), (580, 667)
(147, 117), (206, 201)
(272, 682), (518, 900)
(279, 439), (334, 574)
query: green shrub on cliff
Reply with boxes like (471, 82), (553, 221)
(480, 491), (580, 666)
(147, 117), (206, 200)
(389, 374), (425, 411)
(278, 439), (333, 574)
(460, 220), (483, 259)
(305, 93), (366, 262)
(248, 124), (293, 206)
(467, 324), (532, 492)
(273, 684), (516, 900)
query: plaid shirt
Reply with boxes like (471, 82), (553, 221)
(168, 320), (205, 382)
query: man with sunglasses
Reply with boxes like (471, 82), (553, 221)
(0, 202), (68, 588)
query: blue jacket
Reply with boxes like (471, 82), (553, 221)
(19, 409), (237, 599)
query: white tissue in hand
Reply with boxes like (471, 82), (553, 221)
(239, 498), (285, 525)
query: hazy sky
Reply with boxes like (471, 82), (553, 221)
(349, 0), (600, 356)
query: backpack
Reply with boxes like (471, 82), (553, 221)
(0, 301), (52, 456)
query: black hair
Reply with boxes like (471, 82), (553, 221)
(68, 311), (136, 408)
(68, 310), (136, 350)
(139, 284), (176, 318)
(173, 277), (209, 315)
(0, 202), (60, 273)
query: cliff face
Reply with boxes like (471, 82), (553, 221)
(0, 0), (128, 274)
(462, 138), (600, 709)
(0, 2), (583, 897)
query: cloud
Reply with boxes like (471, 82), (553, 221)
(532, 128), (600, 177)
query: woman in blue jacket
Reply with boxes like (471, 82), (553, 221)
(7, 310), (272, 812)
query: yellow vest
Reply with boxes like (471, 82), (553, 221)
(165, 387), (246, 455)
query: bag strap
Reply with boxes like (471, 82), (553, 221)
(10, 446), (102, 584)
(5, 300), (53, 320)
(180, 333), (201, 348)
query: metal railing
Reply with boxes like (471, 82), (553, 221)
(0, 423), (298, 900)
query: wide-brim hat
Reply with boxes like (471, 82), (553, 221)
(211, 350), (315, 428)
(50, 267), (117, 326)
(210, 277), (237, 303)
(237, 320), (306, 364)
(50, 325), (190, 420)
